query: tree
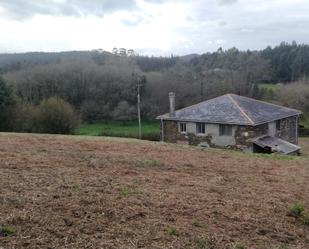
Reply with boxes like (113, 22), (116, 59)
(112, 101), (136, 121)
(0, 77), (16, 130)
(80, 100), (110, 122)
(35, 97), (79, 134)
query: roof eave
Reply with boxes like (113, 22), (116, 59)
(157, 112), (302, 126)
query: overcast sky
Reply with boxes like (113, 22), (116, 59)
(0, 0), (308, 55)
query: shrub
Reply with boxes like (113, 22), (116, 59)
(192, 218), (203, 227)
(195, 238), (207, 248)
(300, 214), (309, 226)
(35, 97), (79, 134)
(167, 226), (178, 236)
(288, 204), (305, 217)
(0, 226), (15, 236)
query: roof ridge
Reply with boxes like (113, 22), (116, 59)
(227, 94), (255, 125)
(229, 93), (302, 113)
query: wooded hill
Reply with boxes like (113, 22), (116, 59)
(1, 41), (309, 133)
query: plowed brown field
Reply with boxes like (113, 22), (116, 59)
(0, 133), (308, 249)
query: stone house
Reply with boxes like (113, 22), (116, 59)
(157, 93), (302, 154)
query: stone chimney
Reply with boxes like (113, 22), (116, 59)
(169, 92), (176, 117)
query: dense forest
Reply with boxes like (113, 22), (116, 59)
(1, 41), (309, 133)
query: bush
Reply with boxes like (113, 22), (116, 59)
(166, 226), (178, 236)
(289, 204), (305, 217)
(0, 226), (15, 236)
(300, 214), (309, 226)
(35, 97), (79, 134)
(9, 101), (36, 132)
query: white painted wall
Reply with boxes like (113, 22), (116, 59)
(268, 122), (276, 136)
(178, 122), (236, 146)
(205, 124), (236, 146)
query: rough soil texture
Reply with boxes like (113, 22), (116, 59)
(0, 133), (308, 249)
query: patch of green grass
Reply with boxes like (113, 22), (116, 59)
(259, 83), (281, 91)
(195, 238), (207, 248)
(77, 120), (160, 140)
(300, 213), (309, 226)
(167, 226), (178, 236)
(120, 187), (143, 197)
(289, 204), (305, 217)
(0, 226), (15, 236)
(192, 218), (203, 227)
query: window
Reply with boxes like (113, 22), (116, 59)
(276, 120), (281, 130)
(196, 123), (206, 134)
(179, 122), (187, 133)
(219, 124), (232, 136)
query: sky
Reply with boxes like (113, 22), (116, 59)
(0, 0), (308, 56)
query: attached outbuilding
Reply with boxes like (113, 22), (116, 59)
(157, 93), (302, 155)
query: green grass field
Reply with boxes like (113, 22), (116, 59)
(78, 120), (160, 140)
(259, 83), (282, 91)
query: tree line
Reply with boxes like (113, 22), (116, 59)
(1, 41), (309, 134)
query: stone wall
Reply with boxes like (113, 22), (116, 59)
(234, 123), (269, 151)
(161, 121), (213, 146)
(275, 116), (298, 144)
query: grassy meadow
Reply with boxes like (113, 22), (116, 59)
(77, 120), (160, 140)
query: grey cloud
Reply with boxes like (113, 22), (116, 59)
(0, 0), (137, 19)
(217, 0), (237, 5)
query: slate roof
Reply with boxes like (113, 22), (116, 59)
(157, 94), (301, 126)
(253, 136), (300, 154)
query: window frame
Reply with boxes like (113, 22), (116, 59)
(219, 124), (232, 136)
(179, 122), (187, 134)
(196, 122), (206, 134)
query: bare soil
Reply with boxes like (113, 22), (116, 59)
(0, 133), (308, 249)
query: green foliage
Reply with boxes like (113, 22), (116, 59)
(300, 214), (309, 226)
(194, 236), (218, 249)
(112, 101), (136, 121)
(289, 204), (305, 217)
(192, 218), (203, 227)
(166, 226), (178, 236)
(80, 100), (110, 122)
(0, 77), (16, 131)
(0, 226), (15, 236)
(35, 97), (80, 134)
(9, 101), (36, 132)
(195, 238), (207, 248)
(288, 204), (309, 226)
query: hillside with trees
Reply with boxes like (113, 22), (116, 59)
(1, 41), (309, 134)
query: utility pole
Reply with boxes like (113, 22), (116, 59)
(135, 74), (145, 140)
(137, 81), (142, 140)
